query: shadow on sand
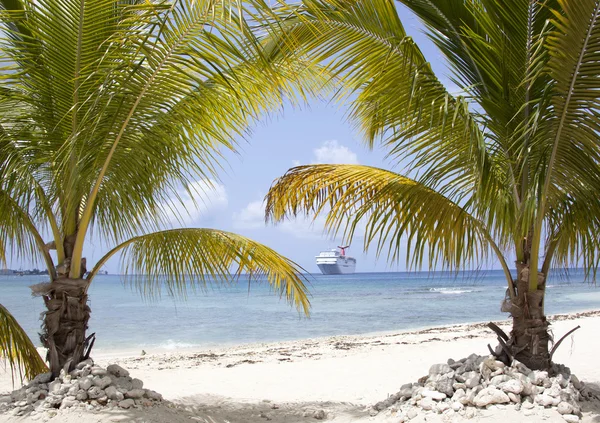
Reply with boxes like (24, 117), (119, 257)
(3, 397), (368, 423)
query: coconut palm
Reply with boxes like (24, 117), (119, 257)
(265, 0), (600, 370)
(0, 0), (313, 378)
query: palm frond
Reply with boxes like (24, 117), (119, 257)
(546, 193), (600, 279)
(524, 0), (600, 286)
(0, 1), (324, 278)
(58, 0), (323, 276)
(88, 229), (311, 315)
(265, 0), (515, 237)
(88, 58), (324, 248)
(0, 303), (48, 382)
(266, 165), (512, 279)
(540, 0), (600, 199)
(397, 0), (488, 93)
(0, 186), (53, 275)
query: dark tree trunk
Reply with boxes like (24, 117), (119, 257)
(37, 278), (93, 376)
(500, 263), (551, 370)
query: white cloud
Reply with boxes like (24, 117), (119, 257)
(232, 200), (329, 236)
(312, 140), (359, 164)
(278, 212), (368, 242)
(162, 179), (228, 226)
(278, 216), (330, 240)
(291, 159), (301, 166)
(232, 202), (368, 259)
(232, 200), (266, 229)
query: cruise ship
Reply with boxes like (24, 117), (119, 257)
(315, 246), (356, 275)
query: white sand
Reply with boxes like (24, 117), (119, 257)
(2, 310), (599, 422)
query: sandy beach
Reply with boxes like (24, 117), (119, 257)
(2, 310), (599, 422)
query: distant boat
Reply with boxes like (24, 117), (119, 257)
(316, 246), (356, 275)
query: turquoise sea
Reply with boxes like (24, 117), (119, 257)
(1, 270), (599, 352)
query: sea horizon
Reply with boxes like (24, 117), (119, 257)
(3, 267), (597, 276)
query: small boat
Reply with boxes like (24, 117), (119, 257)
(315, 246), (356, 275)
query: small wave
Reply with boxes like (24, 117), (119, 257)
(428, 287), (475, 295)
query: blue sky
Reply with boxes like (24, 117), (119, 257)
(11, 5), (498, 275)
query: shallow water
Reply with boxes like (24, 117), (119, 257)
(1, 270), (598, 352)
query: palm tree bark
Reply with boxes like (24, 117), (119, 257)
(37, 278), (93, 376)
(504, 263), (551, 370)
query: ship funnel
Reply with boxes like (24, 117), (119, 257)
(337, 245), (350, 256)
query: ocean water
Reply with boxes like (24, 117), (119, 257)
(1, 270), (598, 352)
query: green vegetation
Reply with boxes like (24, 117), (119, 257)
(266, 0), (600, 370)
(0, 0), (312, 379)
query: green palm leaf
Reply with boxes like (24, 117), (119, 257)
(88, 229), (311, 315)
(0, 303), (48, 382)
(523, 0), (600, 288)
(0, 0), (323, 273)
(265, 0), (516, 242)
(266, 164), (513, 288)
(0, 186), (53, 275)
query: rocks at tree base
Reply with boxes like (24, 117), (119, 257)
(0, 360), (162, 417)
(571, 375), (582, 390)
(500, 379), (524, 394)
(464, 371), (481, 389)
(145, 390), (163, 401)
(76, 359), (93, 370)
(90, 367), (108, 376)
(418, 397), (436, 411)
(434, 375), (455, 397)
(429, 363), (452, 376)
(113, 376), (133, 391)
(125, 389), (145, 399)
(313, 409), (326, 420)
(105, 386), (123, 401)
(473, 387), (510, 407)
(451, 401), (464, 412)
(75, 390), (88, 401)
(92, 375), (112, 389)
(557, 401), (574, 415)
(370, 354), (598, 423)
(107, 364), (130, 378)
(78, 377), (93, 391)
(117, 398), (135, 409)
(31, 373), (52, 385)
(422, 389), (446, 401)
(399, 383), (414, 398)
(87, 386), (103, 399)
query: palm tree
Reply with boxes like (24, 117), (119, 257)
(0, 0), (313, 379)
(265, 0), (600, 370)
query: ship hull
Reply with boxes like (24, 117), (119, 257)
(316, 259), (356, 275)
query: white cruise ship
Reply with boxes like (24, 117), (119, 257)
(315, 246), (356, 275)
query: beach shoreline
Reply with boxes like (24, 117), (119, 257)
(67, 307), (600, 359)
(75, 308), (600, 366)
(2, 309), (599, 422)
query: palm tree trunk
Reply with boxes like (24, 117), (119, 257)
(38, 278), (92, 376)
(505, 263), (551, 370)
